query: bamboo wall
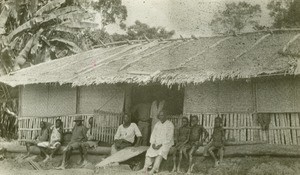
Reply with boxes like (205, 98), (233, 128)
(186, 113), (300, 145)
(18, 114), (93, 143)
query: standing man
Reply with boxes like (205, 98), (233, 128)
(139, 110), (174, 174)
(57, 116), (88, 169)
(131, 98), (151, 146)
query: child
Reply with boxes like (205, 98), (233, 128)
(208, 116), (225, 167)
(184, 115), (208, 173)
(172, 117), (190, 172)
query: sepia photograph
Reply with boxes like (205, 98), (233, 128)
(0, 0), (300, 174)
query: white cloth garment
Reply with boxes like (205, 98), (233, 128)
(50, 125), (61, 143)
(114, 123), (142, 143)
(150, 100), (165, 131)
(146, 120), (174, 160)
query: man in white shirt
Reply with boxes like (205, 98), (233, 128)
(139, 110), (174, 174)
(111, 114), (142, 155)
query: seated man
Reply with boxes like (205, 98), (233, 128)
(111, 113), (142, 155)
(172, 117), (190, 172)
(207, 116), (225, 167)
(23, 121), (50, 159)
(38, 119), (63, 162)
(57, 116), (88, 169)
(183, 115), (208, 173)
(139, 110), (174, 175)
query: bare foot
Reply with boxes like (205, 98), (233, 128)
(42, 155), (50, 163)
(214, 161), (220, 167)
(137, 168), (147, 173)
(56, 166), (65, 170)
(80, 160), (89, 168)
(171, 167), (177, 172)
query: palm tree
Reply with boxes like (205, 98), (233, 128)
(0, 0), (99, 74)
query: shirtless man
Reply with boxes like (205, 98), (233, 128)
(172, 117), (190, 172)
(183, 115), (208, 173)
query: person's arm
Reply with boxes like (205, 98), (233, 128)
(114, 126), (121, 142)
(202, 126), (209, 142)
(184, 128), (191, 144)
(163, 122), (174, 147)
(150, 123), (157, 148)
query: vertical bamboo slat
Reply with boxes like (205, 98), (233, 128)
(291, 113), (297, 145)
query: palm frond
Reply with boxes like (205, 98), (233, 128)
(35, 0), (65, 16)
(50, 38), (82, 53)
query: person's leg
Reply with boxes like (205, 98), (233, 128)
(203, 141), (212, 157)
(80, 143), (88, 166)
(57, 147), (72, 169)
(219, 147), (224, 164)
(208, 146), (218, 166)
(187, 146), (196, 173)
(23, 142), (34, 158)
(50, 142), (61, 159)
(139, 156), (154, 172)
(177, 148), (184, 172)
(171, 149), (177, 172)
(149, 156), (163, 174)
(39, 147), (50, 162)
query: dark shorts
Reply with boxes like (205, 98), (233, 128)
(68, 142), (82, 150)
(115, 140), (133, 150)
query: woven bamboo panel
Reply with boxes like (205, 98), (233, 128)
(92, 110), (123, 144)
(185, 112), (300, 145)
(18, 114), (93, 144)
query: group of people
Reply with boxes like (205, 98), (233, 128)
(111, 108), (225, 174)
(23, 99), (225, 174)
(24, 116), (97, 169)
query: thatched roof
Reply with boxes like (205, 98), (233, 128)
(1, 29), (300, 87)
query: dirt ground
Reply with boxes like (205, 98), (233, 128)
(1, 153), (300, 175)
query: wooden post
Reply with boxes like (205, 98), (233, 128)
(76, 87), (80, 114)
(124, 84), (132, 114)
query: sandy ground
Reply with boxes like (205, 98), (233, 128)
(1, 153), (300, 175)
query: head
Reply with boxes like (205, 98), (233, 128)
(123, 113), (131, 124)
(74, 116), (84, 126)
(40, 121), (46, 129)
(182, 117), (189, 127)
(55, 119), (62, 128)
(158, 110), (167, 123)
(75, 120), (82, 126)
(88, 117), (93, 126)
(214, 116), (222, 127)
(190, 115), (199, 126)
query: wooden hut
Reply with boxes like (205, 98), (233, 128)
(0, 29), (300, 145)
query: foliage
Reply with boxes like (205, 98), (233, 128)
(87, 20), (175, 45)
(0, 0), (129, 74)
(92, 0), (127, 27)
(210, 2), (261, 34)
(267, 0), (300, 28)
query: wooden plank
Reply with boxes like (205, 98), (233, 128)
(291, 113), (297, 145)
(279, 114), (286, 144)
(243, 114), (247, 142)
(296, 114), (300, 145)
(285, 114), (292, 145)
(271, 114), (277, 144)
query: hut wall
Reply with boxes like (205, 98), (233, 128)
(183, 77), (300, 145)
(21, 84), (76, 117)
(184, 81), (253, 113)
(78, 84), (125, 114)
(256, 77), (299, 112)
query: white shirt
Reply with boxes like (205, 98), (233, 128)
(150, 120), (174, 147)
(114, 123), (142, 143)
